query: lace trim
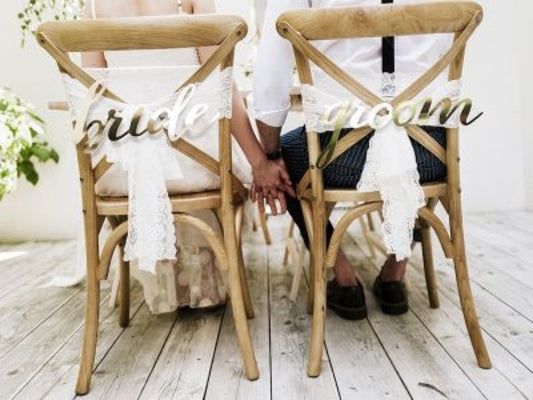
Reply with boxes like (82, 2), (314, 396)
(217, 67), (233, 119)
(62, 71), (235, 274)
(300, 79), (463, 260)
(301, 84), (328, 132)
(301, 84), (368, 133)
(381, 72), (396, 100)
(417, 79), (462, 128)
(123, 138), (177, 273)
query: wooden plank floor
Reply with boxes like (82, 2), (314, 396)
(1, 211), (533, 399)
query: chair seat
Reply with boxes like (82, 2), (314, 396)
(96, 189), (246, 216)
(299, 182), (448, 203)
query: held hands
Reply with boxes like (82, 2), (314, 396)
(250, 157), (296, 216)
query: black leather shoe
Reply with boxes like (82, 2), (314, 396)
(327, 279), (367, 320)
(373, 275), (409, 315)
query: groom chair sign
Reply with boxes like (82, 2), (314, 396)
(276, 1), (490, 377)
(36, 14), (259, 394)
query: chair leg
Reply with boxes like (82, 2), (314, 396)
(118, 244), (130, 328)
(359, 216), (377, 259)
(221, 201), (259, 379)
(307, 203), (327, 377)
(109, 262), (120, 308)
(289, 243), (306, 302)
(307, 239), (326, 377)
(421, 225), (440, 309)
(237, 244), (255, 319)
(75, 256), (100, 395)
(300, 200), (315, 315)
(307, 254), (315, 315)
(453, 229), (492, 369)
(259, 212), (272, 245)
(283, 221), (296, 267)
(228, 239), (259, 380)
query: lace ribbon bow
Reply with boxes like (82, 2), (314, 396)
(301, 80), (462, 260)
(61, 68), (235, 274)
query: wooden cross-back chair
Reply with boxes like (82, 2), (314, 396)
(36, 14), (259, 394)
(276, 1), (491, 377)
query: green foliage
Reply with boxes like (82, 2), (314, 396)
(18, 0), (85, 46)
(0, 87), (59, 200)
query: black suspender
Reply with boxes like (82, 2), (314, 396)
(309, 0), (396, 93)
(381, 0), (395, 74)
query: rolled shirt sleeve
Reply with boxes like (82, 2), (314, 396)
(253, 0), (309, 128)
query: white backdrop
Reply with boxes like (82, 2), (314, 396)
(0, 0), (531, 242)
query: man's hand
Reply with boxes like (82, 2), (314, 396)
(250, 157), (296, 215)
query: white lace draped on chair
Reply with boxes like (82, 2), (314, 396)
(300, 74), (462, 260)
(61, 66), (251, 275)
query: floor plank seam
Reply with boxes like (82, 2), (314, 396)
(202, 304), (227, 400)
(464, 227), (531, 266)
(408, 300), (490, 400)
(490, 214), (533, 235)
(8, 310), (86, 400)
(365, 314), (414, 399)
(0, 243), (77, 302)
(351, 235), (490, 399)
(477, 327), (533, 375)
(300, 252), (344, 400)
(12, 293), (112, 400)
(349, 230), (533, 395)
(342, 232), (418, 400)
(491, 363), (531, 400)
(135, 308), (180, 400)
(71, 297), (146, 400)
(467, 279), (533, 325)
(0, 287), (82, 360)
(406, 256), (533, 376)
(323, 340), (343, 400)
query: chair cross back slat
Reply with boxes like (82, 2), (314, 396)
(277, 1), (482, 40)
(36, 14), (247, 51)
(36, 16), (248, 195)
(277, 3), (483, 195)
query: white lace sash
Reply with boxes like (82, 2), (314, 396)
(301, 79), (462, 260)
(62, 68), (234, 273)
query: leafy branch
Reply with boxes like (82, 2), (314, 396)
(18, 0), (85, 46)
(0, 88), (59, 200)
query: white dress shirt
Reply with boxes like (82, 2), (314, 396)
(253, 0), (453, 128)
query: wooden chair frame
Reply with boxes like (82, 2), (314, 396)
(36, 14), (259, 394)
(276, 1), (491, 377)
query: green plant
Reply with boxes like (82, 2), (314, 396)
(18, 0), (85, 46)
(0, 87), (59, 200)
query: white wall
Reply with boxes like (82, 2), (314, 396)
(518, 2), (533, 210)
(0, 0), (256, 242)
(0, 0), (83, 242)
(457, 0), (526, 212)
(0, 0), (530, 241)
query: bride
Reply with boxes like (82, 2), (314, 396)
(81, 0), (291, 313)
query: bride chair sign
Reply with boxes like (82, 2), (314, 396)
(276, 1), (490, 377)
(36, 14), (259, 394)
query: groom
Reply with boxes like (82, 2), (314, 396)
(249, 0), (449, 320)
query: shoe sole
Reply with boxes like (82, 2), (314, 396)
(327, 302), (368, 320)
(376, 298), (409, 315)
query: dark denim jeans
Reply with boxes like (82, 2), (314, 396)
(280, 125), (447, 248)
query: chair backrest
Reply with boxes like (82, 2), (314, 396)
(36, 15), (248, 196)
(276, 1), (483, 195)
